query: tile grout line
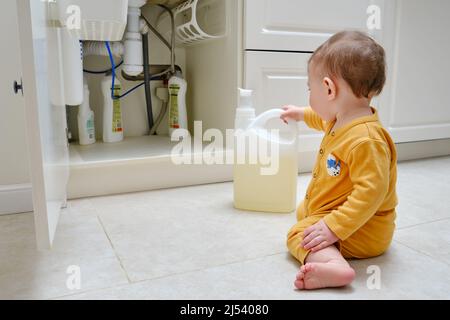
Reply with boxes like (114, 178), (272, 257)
(96, 214), (133, 284)
(396, 216), (450, 231)
(126, 250), (291, 286)
(393, 240), (450, 268)
(49, 250), (290, 300)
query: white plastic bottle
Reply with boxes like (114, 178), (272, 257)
(101, 74), (124, 143)
(61, 28), (83, 106)
(233, 109), (299, 213)
(77, 83), (96, 145)
(168, 71), (188, 137)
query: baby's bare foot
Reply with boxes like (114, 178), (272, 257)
(296, 262), (355, 290)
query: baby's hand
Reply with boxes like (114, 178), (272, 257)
(301, 219), (339, 252)
(280, 105), (304, 124)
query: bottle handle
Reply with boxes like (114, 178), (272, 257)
(247, 108), (298, 144)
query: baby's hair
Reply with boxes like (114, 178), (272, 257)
(309, 31), (386, 98)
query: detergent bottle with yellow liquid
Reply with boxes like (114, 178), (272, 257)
(233, 89), (299, 213)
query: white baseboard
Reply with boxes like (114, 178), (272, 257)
(0, 183), (33, 215)
(396, 138), (450, 162)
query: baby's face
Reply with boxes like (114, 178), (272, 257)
(307, 62), (337, 122)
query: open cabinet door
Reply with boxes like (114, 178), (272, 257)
(16, 0), (70, 250)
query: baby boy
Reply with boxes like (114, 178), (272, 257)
(281, 31), (398, 290)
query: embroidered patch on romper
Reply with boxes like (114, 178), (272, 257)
(326, 153), (341, 177)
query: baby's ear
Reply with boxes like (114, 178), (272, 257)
(323, 77), (337, 100)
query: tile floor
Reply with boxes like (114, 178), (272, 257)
(1, 156), (450, 299)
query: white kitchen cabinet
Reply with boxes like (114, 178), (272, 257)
(15, 0), (240, 249)
(244, 0), (385, 51)
(377, 0), (450, 143)
(16, 0), (70, 249)
(244, 0), (450, 148)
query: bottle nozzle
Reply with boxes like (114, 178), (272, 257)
(238, 88), (253, 109)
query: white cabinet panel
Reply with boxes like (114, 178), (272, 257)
(381, 0), (450, 142)
(17, 0), (69, 249)
(244, 51), (323, 155)
(245, 0), (385, 51)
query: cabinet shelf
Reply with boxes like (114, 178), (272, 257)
(68, 135), (232, 199)
(69, 135), (178, 164)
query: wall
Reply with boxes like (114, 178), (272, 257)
(0, 0), (32, 214)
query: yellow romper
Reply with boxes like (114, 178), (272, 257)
(287, 107), (398, 264)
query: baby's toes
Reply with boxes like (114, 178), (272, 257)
(303, 263), (316, 274)
(300, 264), (311, 274)
(294, 278), (305, 290)
(296, 270), (305, 280)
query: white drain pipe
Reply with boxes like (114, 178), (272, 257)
(123, 0), (148, 76)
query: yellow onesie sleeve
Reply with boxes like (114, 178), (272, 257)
(323, 139), (391, 240)
(303, 107), (327, 132)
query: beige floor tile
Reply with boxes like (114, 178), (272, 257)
(91, 182), (297, 282)
(59, 242), (450, 300)
(394, 219), (450, 266)
(0, 212), (128, 299)
(2, 156), (450, 299)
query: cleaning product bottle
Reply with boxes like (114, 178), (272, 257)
(101, 74), (124, 143)
(233, 108), (299, 213)
(168, 71), (188, 137)
(77, 83), (96, 145)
